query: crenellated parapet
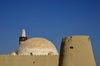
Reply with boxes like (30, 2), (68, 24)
(0, 55), (59, 66)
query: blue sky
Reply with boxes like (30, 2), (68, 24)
(0, 0), (100, 65)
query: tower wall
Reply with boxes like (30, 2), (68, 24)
(59, 36), (96, 66)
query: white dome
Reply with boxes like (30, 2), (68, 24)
(17, 37), (58, 55)
(11, 52), (17, 55)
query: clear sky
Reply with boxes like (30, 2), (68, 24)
(0, 0), (100, 65)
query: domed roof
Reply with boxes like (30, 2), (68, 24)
(11, 52), (17, 55)
(17, 37), (58, 55)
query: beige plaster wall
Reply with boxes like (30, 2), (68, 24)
(0, 55), (59, 66)
(59, 36), (96, 66)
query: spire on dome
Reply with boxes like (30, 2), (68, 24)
(19, 29), (27, 44)
(21, 29), (26, 37)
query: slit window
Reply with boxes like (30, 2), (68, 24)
(70, 46), (74, 49)
(30, 53), (33, 55)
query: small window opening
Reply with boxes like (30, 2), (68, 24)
(30, 53), (33, 55)
(33, 61), (35, 64)
(70, 46), (74, 49)
(70, 36), (72, 38)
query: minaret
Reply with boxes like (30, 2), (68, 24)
(59, 36), (96, 66)
(19, 29), (27, 44)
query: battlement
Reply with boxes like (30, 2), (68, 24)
(0, 55), (59, 66)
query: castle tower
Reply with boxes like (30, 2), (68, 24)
(19, 29), (27, 44)
(59, 36), (96, 66)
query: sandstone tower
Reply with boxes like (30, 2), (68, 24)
(59, 36), (96, 66)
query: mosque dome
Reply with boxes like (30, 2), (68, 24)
(17, 37), (58, 55)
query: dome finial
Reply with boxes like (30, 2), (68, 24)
(21, 29), (26, 37)
(19, 29), (27, 44)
